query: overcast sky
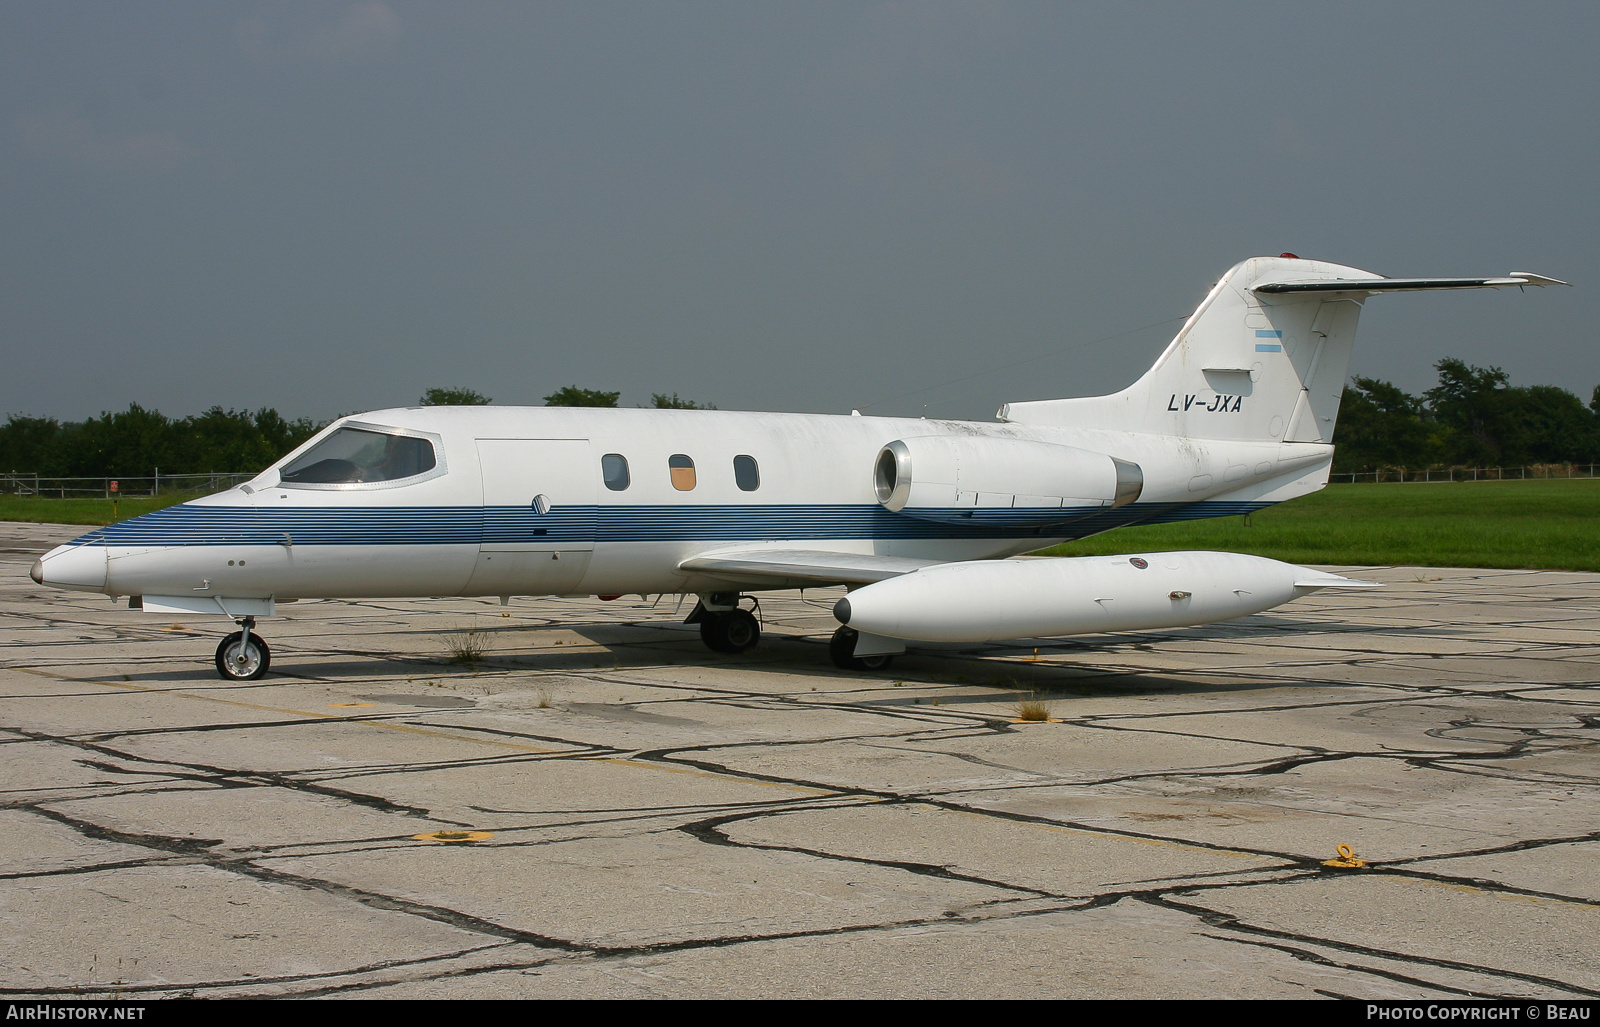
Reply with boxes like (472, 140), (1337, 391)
(2, 1), (1594, 423)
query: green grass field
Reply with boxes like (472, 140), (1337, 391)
(5, 478), (1597, 571)
(1037, 479), (1600, 571)
(0, 493), (189, 525)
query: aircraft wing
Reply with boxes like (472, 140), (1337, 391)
(1255, 272), (1566, 294)
(679, 549), (943, 585)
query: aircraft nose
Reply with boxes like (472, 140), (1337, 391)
(33, 545), (108, 591)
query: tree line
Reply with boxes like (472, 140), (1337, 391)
(2, 386), (714, 477)
(5, 364), (1592, 478)
(0, 405), (326, 479)
(1334, 359), (1600, 472)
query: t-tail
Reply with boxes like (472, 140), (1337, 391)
(999, 255), (1566, 448)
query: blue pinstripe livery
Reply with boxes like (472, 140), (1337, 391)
(68, 500), (1271, 548)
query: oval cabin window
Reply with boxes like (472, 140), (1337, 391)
(668, 454), (696, 491)
(602, 453), (630, 491)
(734, 455), (760, 491)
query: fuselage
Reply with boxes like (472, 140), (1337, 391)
(35, 404), (1332, 604)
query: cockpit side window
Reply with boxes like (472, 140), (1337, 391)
(280, 427), (438, 486)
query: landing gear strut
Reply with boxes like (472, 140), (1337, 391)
(830, 626), (895, 672)
(689, 594), (762, 654)
(215, 616), (271, 681)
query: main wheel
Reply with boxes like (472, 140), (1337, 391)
(215, 631), (271, 681)
(719, 608), (760, 653)
(829, 626), (895, 672)
(700, 609), (761, 654)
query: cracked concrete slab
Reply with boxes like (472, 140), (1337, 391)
(2, 521), (1597, 998)
(347, 897), (1500, 1000)
(0, 863), (499, 998)
(1185, 874), (1600, 996)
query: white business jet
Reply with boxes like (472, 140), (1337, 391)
(31, 255), (1564, 680)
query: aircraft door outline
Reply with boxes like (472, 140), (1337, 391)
(468, 438), (596, 596)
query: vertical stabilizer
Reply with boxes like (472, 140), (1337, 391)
(1000, 256), (1562, 444)
(999, 256), (1376, 444)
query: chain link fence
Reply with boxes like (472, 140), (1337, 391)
(0, 472), (254, 498)
(6, 465), (1596, 496)
(1333, 464), (1600, 484)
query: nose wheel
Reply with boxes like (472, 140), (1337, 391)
(215, 618), (271, 680)
(829, 626), (895, 672)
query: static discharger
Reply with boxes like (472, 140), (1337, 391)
(414, 830), (494, 844)
(1323, 843), (1367, 869)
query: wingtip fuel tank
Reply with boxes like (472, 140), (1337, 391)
(833, 551), (1375, 644)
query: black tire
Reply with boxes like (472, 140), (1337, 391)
(700, 614), (731, 653)
(720, 609), (760, 653)
(215, 631), (270, 681)
(829, 626), (895, 672)
(700, 609), (761, 654)
(829, 626), (860, 668)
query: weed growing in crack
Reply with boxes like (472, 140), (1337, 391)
(442, 626), (487, 665)
(1014, 696), (1053, 721)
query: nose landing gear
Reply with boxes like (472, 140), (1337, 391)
(829, 626), (895, 672)
(215, 616), (271, 681)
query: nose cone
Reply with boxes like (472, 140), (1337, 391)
(34, 544), (108, 592)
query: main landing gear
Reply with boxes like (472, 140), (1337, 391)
(215, 616), (271, 681)
(688, 593), (762, 654)
(829, 626), (895, 672)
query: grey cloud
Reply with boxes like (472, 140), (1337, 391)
(306, 2), (401, 60)
(13, 108), (193, 173)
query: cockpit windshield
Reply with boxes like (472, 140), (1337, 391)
(279, 427), (437, 486)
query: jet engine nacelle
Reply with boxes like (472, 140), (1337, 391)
(873, 436), (1141, 526)
(834, 550), (1372, 643)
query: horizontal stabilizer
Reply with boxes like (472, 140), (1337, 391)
(1256, 273), (1567, 294)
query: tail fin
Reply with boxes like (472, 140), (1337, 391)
(999, 256), (1563, 445)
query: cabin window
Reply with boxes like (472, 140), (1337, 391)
(280, 427), (436, 485)
(602, 453), (630, 491)
(734, 455), (760, 491)
(669, 454), (696, 491)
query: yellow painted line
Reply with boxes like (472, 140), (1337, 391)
(587, 754), (833, 796)
(934, 803), (1273, 862)
(1396, 874), (1600, 913)
(17, 666), (565, 754)
(413, 830), (494, 843)
(12, 666), (825, 794)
